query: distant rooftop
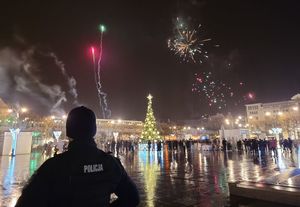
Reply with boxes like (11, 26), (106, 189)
(245, 94), (300, 106)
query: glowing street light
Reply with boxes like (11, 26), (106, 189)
(293, 106), (298, 111)
(62, 115), (67, 119)
(278, 111), (283, 116)
(6, 105), (29, 156)
(238, 116), (242, 120)
(265, 112), (271, 116)
(51, 115), (55, 120)
(249, 116), (253, 119)
(225, 119), (230, 125)
(21, 107), (28, 113)
(117, 119), (122, 124)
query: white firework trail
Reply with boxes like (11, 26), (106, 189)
(92, 25), (111, 119)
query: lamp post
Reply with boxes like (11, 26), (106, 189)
(291, 106), (299, 139)
(7, 106), (29, 156)
(265, 111), (284, 141)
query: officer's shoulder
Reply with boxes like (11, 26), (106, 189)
(92, 149), (123, 168)
(42, 151), (69, 167)
(101, 152), (123, 167)
(110, 154), (122, 165)
(99, 150), (119, 161)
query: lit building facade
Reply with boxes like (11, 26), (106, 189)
(245, 94), (300, 138)
(95, 119), (143, 141)
(0, 98), (9, 120)
(1, 117), (143, 150)
(34, 118), (144, 141)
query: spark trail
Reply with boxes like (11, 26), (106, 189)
(92, 24), (111, 119)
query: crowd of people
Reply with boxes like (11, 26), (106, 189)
(42, 138), (201, 155)
(43, 139), (140, 157)
(42, 140), (68, 157)
(165, 139), (196, 151)
(96, 139), (197, 154)
(41, 135), (298, 159)
(101, 139), (138, 154)
(219, 137), (297, 157)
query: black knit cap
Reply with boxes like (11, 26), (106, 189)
(66, 106), (97, 140)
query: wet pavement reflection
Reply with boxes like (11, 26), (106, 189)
(1, 144), (300, 207)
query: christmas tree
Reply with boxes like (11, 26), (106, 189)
(141, 94), (160, 140)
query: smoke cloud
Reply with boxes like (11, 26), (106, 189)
(0, 46), (78, 115)
(49, 52), (79, 105)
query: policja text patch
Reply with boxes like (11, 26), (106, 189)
(83, 164), (104, 173)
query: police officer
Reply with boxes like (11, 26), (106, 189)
(16, 106), (139, 207)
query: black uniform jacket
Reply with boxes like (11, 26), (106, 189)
(15, 139), (139, 207)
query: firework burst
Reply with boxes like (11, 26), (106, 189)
(168, 17), (210, 63)
(192, 72), (233, 109)
(192, 71), (255, 112)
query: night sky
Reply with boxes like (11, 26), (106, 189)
(1, 0), (300, 121)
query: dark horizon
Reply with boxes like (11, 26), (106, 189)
(1, 0), (300, 121)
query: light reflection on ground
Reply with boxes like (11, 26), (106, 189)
(1, 144), (300, 207)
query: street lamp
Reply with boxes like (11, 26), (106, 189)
(265, 112), (271, 116)
(7, 106), (29, 156)
(291, 106), (299, 139)
(21, 108), (28, 113)
(225, 119), (230, 125)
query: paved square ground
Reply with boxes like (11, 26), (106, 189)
(1, 144), (299, 206)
